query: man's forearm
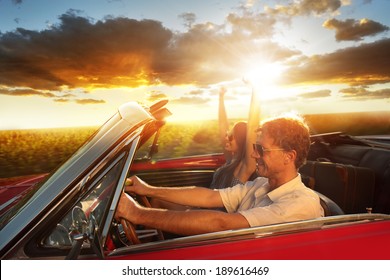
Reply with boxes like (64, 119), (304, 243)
(134, 207), (249, 236)
(144, 185), (224, 208)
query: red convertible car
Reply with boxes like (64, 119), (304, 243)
(1, 100), (390, 260)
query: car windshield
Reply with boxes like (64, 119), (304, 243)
(43, 155), (125, 248)
(41, 124), (160, 250)
(0, 114), (120, 230)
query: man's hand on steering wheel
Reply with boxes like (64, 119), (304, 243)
(115, 178), (164, 245)
(124, 175), (151, 196)
(114, 192), (141, 244)
(114, 192), (139, 223)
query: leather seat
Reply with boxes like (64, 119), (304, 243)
(316, 191), (344, 216)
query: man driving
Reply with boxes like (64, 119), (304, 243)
(115, 114), (324, 236)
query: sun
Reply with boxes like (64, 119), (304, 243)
(243, 62), (285, 87)
(243, 62), (286, 100)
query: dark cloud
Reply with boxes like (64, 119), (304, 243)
(298, 89), (332, 99)
(323, 18), (389, 41)
(1, 7), (388, 108)
(0, 46), (71, 90)
(0, 12), (173, 91)
(282, 38), (390, 86)
(339, 87), (390, 100)
(0, 11), (295, 98)
(265, 0), (342, 17)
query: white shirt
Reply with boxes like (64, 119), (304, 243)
(218, 174), (324, 227)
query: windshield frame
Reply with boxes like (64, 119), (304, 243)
(0, 102), (155, 258)
(0, 114), (122, 230)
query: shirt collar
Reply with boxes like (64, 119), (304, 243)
(267, 174), (303, 202)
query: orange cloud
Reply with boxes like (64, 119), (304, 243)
(75, 98), (105, 105)
(0, 11), (296, 96)
(147, 91), (168, 102)
(265, 0), (343, 17)
(0, 88), (56, 97)
(0, 14), (173, 92)
(1, 8), (389, 106)
(298, 89), (332, 99)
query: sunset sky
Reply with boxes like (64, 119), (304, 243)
(0, 0), (389, 129)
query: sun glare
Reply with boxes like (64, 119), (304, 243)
(243, 62), (286, 100)
(243, 63), (285, 87)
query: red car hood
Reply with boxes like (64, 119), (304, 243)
(0, 174), (48, 211)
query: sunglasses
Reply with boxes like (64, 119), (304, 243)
(252, 143), (284, 157)
(226, 131), (234, 142)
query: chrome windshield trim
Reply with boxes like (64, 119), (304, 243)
(101, 135), (141, 245)
(109, 213), (390, 256)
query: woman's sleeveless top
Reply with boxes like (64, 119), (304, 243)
(209, 164), (243, 189)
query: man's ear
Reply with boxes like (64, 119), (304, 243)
(284, 150), (297, 164)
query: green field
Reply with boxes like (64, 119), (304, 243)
(0, 122), (221, 179)
(1, 111), (389, 178)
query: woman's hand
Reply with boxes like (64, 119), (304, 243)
(219, 86), (227, 98)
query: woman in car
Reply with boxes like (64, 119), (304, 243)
(210, 85), (260, 189)
(150, 84), (260, 210)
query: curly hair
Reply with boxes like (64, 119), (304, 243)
(259, 113), (310, 169)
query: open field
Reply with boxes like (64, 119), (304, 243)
(1, 111), (389, 178)
(0, 127), (97, 179)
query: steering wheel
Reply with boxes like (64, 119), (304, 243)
(120, 195), (164, 245)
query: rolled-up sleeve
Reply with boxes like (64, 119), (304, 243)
(218, 179), (262, 213)
(219, 185), (244, 212)
(218, 183), (251, 212)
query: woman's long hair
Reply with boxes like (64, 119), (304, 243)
(210, 121), (247, 189)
